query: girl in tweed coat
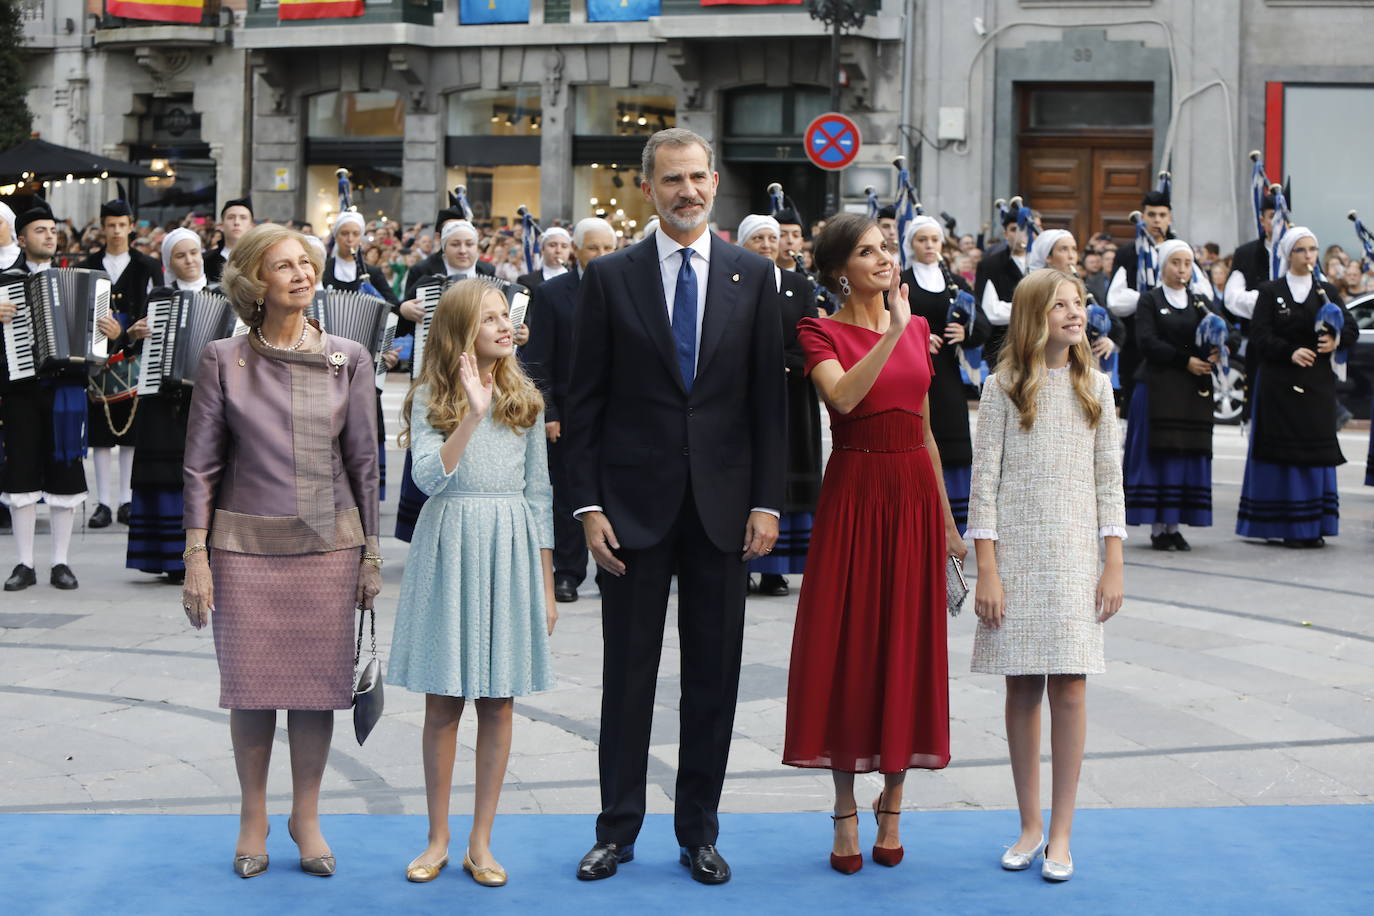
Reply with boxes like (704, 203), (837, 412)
(967, 268), (1126, 882)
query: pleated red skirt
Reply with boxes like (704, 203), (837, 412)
(782, 409), (950, 773)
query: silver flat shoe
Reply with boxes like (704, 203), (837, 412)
(1000, 835), (1045, 870)
(1041, 852), (1074, 882)
(233, 854), (268, 878)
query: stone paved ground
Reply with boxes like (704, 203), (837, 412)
(2, 379), (1371, 825)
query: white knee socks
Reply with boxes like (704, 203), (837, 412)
(92, 447), (114, 508)
(119, 446), (135, 504)
(12, 503), (36, 568)
(50, 506), (75, 566)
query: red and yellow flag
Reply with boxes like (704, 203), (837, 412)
(105, 0), (204, 24)
(278, 0), (365, 19)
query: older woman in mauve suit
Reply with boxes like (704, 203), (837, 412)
(181, 223), (381, 879)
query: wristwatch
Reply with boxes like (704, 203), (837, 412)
(361, 552), (384, 569)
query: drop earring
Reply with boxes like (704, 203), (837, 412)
(839, 276), (851, 298)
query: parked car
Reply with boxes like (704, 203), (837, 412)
(1336, 291), (1374, 420)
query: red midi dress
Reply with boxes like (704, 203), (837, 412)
(782, 316), (951, 773)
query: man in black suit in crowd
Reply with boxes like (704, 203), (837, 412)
(566, 128), (786, 886)
(521, 217), (619, 604)
(516, 224), (572, 291)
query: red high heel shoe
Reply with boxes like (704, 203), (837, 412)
(871, 792), (904, 867)
(829, 811), (863, 874)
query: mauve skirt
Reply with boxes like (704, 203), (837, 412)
(211, 547), (360, 710)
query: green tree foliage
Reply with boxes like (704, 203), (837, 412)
(0, 0), (34, 150)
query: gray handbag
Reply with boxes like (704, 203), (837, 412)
(946, 556), (969, 617)
(352, 606), (384, 745)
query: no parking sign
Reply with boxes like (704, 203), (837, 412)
(804, 113), (862, 171)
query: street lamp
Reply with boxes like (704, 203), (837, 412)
(808, 0), (869, 217)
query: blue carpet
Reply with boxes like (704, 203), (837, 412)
(3, 807), (1368, 914)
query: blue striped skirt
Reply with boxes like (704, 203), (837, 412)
(1123, 384), (1213, 527)
(125, 487), (185, 573)
(942, 464), (970, 536)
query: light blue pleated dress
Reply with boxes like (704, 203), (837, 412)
(388, 386), (555, 698)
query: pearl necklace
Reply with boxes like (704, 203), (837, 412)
(255, 321), (309, 353)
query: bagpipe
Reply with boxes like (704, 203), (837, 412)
(1071, 263), (1120, 386)
(1315, 289), (1348, 382)
(1246, 152), (1296, 282)
(1347, 209), (1374, 275)
(517, 204), (543, 275)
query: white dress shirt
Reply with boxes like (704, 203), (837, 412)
(25, 260), (50, 273)
(980, 253), (1025, 326)
(102, 250), (131, 284)
(573, 226), (778, 521)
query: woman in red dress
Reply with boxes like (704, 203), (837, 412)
(783, 213), (966, 874)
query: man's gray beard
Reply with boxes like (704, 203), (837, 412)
(660, 204), (710, 233)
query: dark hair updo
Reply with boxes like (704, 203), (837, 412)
(812, 212), (878, 296)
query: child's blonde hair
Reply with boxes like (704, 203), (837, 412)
(996, 268), (1103, 431)
(398, 278), (543, 446)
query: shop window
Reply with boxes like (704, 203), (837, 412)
(305, 165), (403, 238)
(445, 165), (541, 227)
(1022, 84), (1153, 132)
(725, 87), (827, 138)
(573, 165), (654, 240)
(307, 90), (405, 138)
(447, 87), (543, 137)
(574, 86), (676, 136)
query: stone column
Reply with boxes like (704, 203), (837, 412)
(539, 49), (572, 223)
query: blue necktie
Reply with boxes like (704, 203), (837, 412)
(672, 247), (698, 392)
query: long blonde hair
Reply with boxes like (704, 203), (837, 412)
(996, 268), (1103, 430)
(398, 279), (543, 445)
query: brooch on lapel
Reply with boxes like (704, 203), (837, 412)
(785, 289), (794, 297)
(238, 358), (246, 367)
(329, 351), (347, 377)
(1159, 308), (1169, 315)
(731, 273), (740, 283)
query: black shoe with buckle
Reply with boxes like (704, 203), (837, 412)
(50, 564), (79, 590)
(116, 502), (131, 525)
(89, 504), (113, 529)
(576, 842), (634, 881)
(554, 579), (578, 603)
(679, 845), (731, 885)
(5, 563), (37, 591)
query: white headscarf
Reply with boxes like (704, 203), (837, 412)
(1027, 229), (1073, 271)
(737, 214), (780, 247)
(542, 226), (571, 245)
(1154, 239), (1193, 284)
(160, 228), (203, 285)
(901, 215), (944, 263)
(1277, 227), (1316, 277)
(0, 201), (18, 267)
(333, 211), (365, 235)
(440, 219), (479, 248)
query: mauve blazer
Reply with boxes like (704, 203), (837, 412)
(183, 329), (380, 554)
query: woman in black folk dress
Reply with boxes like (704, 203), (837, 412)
(1123, 240), (1229, 551)
(124, 229), (218, 583)
(1236, 228), (1357, 547)
(899, 215), (989, 533)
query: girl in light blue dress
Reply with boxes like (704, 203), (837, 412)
(389, 278), (556, 887)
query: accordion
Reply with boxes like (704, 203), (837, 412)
(2, 268), (112, 382)
(137, 289), (243, 396)
(309, 290), (399, 388)
(411, 276), (529, 379)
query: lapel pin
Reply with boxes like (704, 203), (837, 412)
(785, 289), (794, 297)
(731, 273), (740, 283)
(238, 358), (246, 367)
(329, 351), (347, 377)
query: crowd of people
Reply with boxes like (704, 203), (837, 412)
(0, 126), (1370, 890)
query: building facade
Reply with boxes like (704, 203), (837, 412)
(17, 1), (1374, 250)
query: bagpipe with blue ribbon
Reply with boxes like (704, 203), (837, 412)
(1194, 311), (1231, 383)
(768, 181), (832, 314)
(940, 256), (984, 386)
(864, 185), (881, 221)
(1347, 209), (1374, 275)
(335, 168), (385, 300)
(1086, 303), (1120, 387)
(1315, 297), (1349, 382)
(1008, 195), (1038, 252)
(336, 168), (352, 214)
(518, 205), (543, 275)
(891, 155), (920, 269)
(451, 185), (475, 221)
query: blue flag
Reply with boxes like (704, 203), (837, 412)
(587, 0), (661, 20)
(459, 0), (529, 24)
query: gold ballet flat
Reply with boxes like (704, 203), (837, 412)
(233, 853), (268, 878)
(406, 852), (449, 883)
(463, 851), (508, 887)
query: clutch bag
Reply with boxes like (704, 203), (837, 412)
(352, 605), (384, 745)
(946, 556), (969, 617)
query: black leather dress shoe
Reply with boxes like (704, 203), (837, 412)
(758, 574), (790, 596)
(576, 842), (633, 881)
(50, 564), (79, 590)
(1150, 534), (1176, 551)
(679, 845), (731, 885)
(554, 579), (578, 603)
(89, 504), (113, 529)
(1170, 531), (1192, 552)
(116, 502), (131, 525)
(4, 563), (36, 591)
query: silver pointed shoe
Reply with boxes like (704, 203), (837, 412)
(1041, 852), (1074, 882)
(288, 818), (336, 877)
(233, 854), (269, 878)
(1000, 835), (1045, 871)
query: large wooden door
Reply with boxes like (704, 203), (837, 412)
(1019, 139), (1152, 245)
(1015, 82), (1155, 246)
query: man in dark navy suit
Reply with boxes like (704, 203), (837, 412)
(521, 216), (619, 603)
(566, 128), (786, 886)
